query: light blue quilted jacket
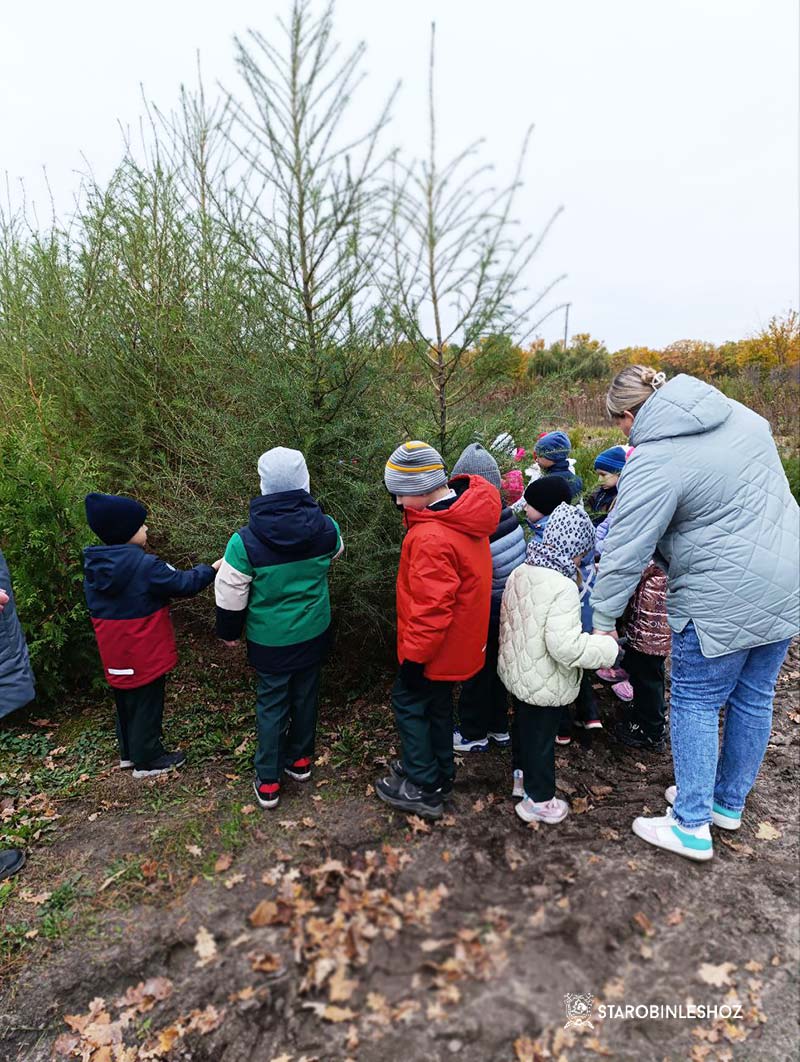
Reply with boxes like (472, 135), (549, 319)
(591, 374), (800, 658)
(1, 549), (36, 716)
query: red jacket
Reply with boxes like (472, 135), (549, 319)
(396, 475), (500, 681)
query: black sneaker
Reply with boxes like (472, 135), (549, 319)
(611, 720), (666, 753)
(387, 759), (453, 801)
(0, 849), (25, 881)
(284, 757), (312, 782)
(254, 778), (281, 809)
(132, 751), (187, 779)
(375, 774), (444, 820)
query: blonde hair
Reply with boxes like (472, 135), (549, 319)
(606, 365), (667, 418)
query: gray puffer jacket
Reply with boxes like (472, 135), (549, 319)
(0, 549), (36, 716)
(591, 374), (800, 658)
(489, 507), (527, 624)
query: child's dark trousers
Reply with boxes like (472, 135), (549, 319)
(392, 671), (454, 791)
(113, 676), (167, 766)
(512, 697), (563, 802)
(255, 663), (322, 782)
(624, 648), (666, 739)
(456, 621), (508, 739)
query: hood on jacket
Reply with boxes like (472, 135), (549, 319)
(83, 544), (147, 595)
(248, 490), (330, 552)
(405, 474), (501, 539)
(630, 374), (732, 446)
(526, 502), (595, 579)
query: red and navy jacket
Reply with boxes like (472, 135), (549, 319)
(83, 544), (216, 689)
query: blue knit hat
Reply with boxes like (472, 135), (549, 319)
(594, 446), (627, 474)
(534, 430), (572, 461)
(85, 493), (147, 545)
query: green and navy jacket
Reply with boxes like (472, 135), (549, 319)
(215, 490), (342, 672)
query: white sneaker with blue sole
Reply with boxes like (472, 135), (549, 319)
(452, 728), (489, 752)
(664, 785), (742, 831)
(632, 808), (713, 862)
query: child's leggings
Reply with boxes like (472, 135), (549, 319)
(512, 697), (563, 802)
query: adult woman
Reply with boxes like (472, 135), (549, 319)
(591, 366), (799, 861)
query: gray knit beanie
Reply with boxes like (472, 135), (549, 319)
(258, 447), (311, 495)
(451, 443), (502, 490)
(384, 441), (448, 496)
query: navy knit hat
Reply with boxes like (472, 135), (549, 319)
(594, 445), (627, 474)
(85, 493), (147, 545)
(384, 441), (448, 496)
(534, 430), (572, 461)
(523, 476), (572, 515)
(451, 443), (502, 490)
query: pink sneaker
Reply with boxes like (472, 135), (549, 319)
(515, 796), (569, 824)
(597, 667), (628, 683)
(612, 680), (634, 702)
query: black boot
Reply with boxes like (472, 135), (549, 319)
(0, 849), (26, 881)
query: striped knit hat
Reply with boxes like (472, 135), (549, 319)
(384, 441), (448, 496)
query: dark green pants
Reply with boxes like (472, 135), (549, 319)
(457, 622), (508, 740)
(255, 664), (321, 783)
(513, 697), (563, 802)
(624, 647), (666, 739)
(392, 671), (454, 791)
(113, 676), (166, 767)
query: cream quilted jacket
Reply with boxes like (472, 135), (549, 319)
(498, 565), (618, 706)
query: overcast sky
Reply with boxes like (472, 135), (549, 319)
(2, 0), (797, 350)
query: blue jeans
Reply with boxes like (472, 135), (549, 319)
(670, 622), (790, 828)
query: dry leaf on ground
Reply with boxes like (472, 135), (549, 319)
(697, 961), (737, 987)
(214, 853), (233, 873)
(755, 821), (781, 840)
(194, 926), (217, 967)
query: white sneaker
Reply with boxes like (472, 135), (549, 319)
(452, 728), (489, 752)
(664, 785), (742, 831)
(119, 759), (134, 770)
(488, 731), (511, 748)
(515, 796), (569, 824)
(632, 807), (713, 861)
(512, 769), (524, 798)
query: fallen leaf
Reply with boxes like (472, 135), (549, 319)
(744, 960), (764, 973)
(407, 814), (431, 834)
(241, 804), (256, 815)
(755, 821), (781, 841)
(697, 961), (737, 987)
(603, 976), (625, 1000)
(472, 798), (486, 813)
(194, 926), (217, 967)
(116, 977), (173, 1015)
(224, 873), (245, 890)
(572, 796), (592, 814)
(19, 889), (52, 905)
(187, 1004), (224, 1033)
(185, 844), (202, 857)
(328, 964), (358, 1003)
(633, 911), (655, 937)
(141, 858), (159, 880)
(249, 900), (279, 927)
(214, 853), (233, 873)
(529, 906), (546, 928)
(301, 817), (315, 828)
(250, 952), (282, 974)
(666, 908), (685, 926)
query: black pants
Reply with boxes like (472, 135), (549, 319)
(254, 664), (321, 782)
(556, 672), (597, 736)
(624, 648), (666, 738)
(513, 697), (563, 802)
(113, 676), (167, 766)
(457, 622), (508, 739)
(392, 671), (454, 791)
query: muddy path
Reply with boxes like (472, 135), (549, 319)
(0, 638), (797, 1062)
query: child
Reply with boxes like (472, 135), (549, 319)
(611, 563), (670, 751)
(533, 430), (583, 501)
(450, 444), (526, 752)
(215, 448), (343, 810)
(584, 445), (626, 526)
(523, 476), (572, 544)
(83, 493), (219, 778)
(497, 503), (617, 823)
(490, 432), (526, 505)
(375, 441), (500, 819)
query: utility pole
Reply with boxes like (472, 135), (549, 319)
(563, 303), (570, 351)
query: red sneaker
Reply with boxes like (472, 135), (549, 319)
(254, 779), (280, 809)
(284, 757), (312, 782)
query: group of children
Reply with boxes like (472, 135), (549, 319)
(81, 430), (669, 824)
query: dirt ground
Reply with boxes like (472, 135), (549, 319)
(0, 636), (798, 1062)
